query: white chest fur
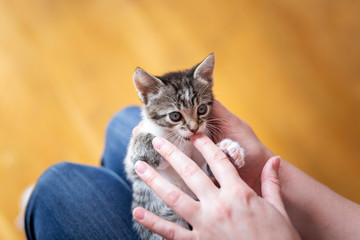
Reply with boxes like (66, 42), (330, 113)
(139, 118), (207, 197)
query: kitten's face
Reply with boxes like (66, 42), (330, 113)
(134, 54), (215, 141)
(147, 81), (213, 140)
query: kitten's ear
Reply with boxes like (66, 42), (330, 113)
(193, 53), (215, 84)
(133, 68), (164, 104)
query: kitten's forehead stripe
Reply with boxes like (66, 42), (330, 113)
(144, 64), (214, 131)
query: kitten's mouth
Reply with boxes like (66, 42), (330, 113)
(181, 130), (204, 141)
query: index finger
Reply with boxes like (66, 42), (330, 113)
(190, 134), (248, 188)
(134, 161), (199, 224)
(153, 137), (218, 200)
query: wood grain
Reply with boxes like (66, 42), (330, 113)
(0, 1), (359, 239)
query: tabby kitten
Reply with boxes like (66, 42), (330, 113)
(124, 54), (245, 240)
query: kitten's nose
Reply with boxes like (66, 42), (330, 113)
(187, 121), (199, 133)
(189, 127), (199, 133)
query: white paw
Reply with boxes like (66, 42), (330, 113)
(217, 138), (245, 169)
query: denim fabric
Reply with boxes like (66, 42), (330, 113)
(25, 106), (142, 240)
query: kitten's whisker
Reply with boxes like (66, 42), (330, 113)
(207, 117), (231, 124)
(209, 125), (231, 136)
(199, 92), (213, 99)
(198, 83), (212, 97)
(209, 126), (224, 136)
(199, 94), (213, 103)
(206, 123), (225, 141)
(164, 131), (177, 145)
(207, 118), (232, 129)
(165, 131), (179, 145)
(174, 134), (182, 148)
(207, 124), (233, 133)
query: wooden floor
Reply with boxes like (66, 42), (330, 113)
(1, 0), (360, 239)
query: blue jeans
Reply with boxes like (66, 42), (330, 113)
(25, 107), (142, 240)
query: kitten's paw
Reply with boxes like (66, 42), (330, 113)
(217, 139), (245, 169)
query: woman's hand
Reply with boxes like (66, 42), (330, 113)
(132, 134), (300, 240)
(210, 100), (275, 194)
(133, 100), (273, 194)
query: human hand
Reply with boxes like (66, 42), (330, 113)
(132, 134), (300, 240)
(132, 100), (275, 194)
(210, 100), (275, 194)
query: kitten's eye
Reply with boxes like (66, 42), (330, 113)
(197, 104), (208, 115)
(169, 112), (182, 122)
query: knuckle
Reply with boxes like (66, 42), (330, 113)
(197, 136), (212, 147)
(236, 188), (256, 205)
(167, 190), (181, 207)
(191, 232), (200, 240)
(182, 163), (199, 179)
(242, 190), (256, 206)
(214, 200), (232, 221)
(264, 176), (281, 195)
(147, 215), (157, 230)
(165, 227), (176, 240)
(213, 149), (229, 163)
(267, 175), (281, 187)
(232, 186), (243, 198)
(145, 171), (157, 187)
(164, 145), (177, 160)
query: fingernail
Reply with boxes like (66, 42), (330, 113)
(153, 137), (165, 150)
(132, 121), (144, 135)
(135, 161), (147, 174)
(272, 156), (281, 172)
(133, 208), (145, 220)
(132, 125), (139, 135)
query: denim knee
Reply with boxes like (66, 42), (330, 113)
(101, 106), (141, 178)
(25, 162), (137, 240)
(25, 162), (81, 240)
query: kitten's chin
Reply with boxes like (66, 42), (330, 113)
(181, 131), (204, 141)
(174, 124), (207, 141)
(178, 133), (192, 141)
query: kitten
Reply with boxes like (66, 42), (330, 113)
(124, 54), (245, 240)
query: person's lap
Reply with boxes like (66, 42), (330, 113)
(25, 106), (142, 240)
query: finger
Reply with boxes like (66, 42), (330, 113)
(133, 207), (193, 240)
(190, 134), (248, 188)
(132, 121), (144, 135)
(152, 137), (218, 199)
(135, 161), (200, 223)
(261, 156), (289, 219)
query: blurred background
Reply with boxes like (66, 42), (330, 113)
(0, 0), (359, 239)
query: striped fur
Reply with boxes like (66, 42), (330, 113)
(124, 54), (216, 239)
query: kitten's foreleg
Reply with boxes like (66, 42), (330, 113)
(130, 133), (169, 169)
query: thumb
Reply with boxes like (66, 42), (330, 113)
(261, 156), (289, 219)
(132, 121), (144, 135)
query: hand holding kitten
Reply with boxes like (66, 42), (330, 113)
(210, 100), (275, 195)
(133, 134), (300, 240)
(133, 99), (275, 194)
